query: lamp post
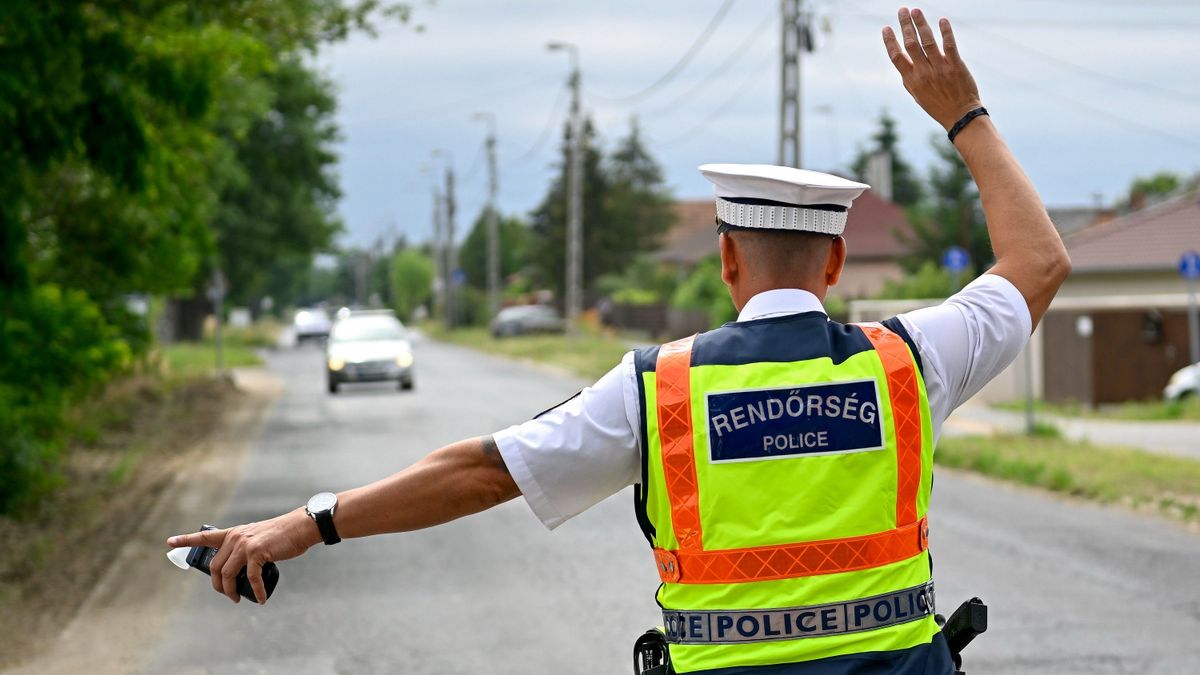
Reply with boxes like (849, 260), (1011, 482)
(472, 111), (500, 318)
(432, 149), (457, 329)
(547, 41), (583, 333)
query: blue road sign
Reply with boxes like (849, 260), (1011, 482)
(452, 269), (467, 286)
(1180, 251), (1200, 280)
(942, 246), (970, 273)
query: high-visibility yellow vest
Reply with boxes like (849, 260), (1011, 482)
(632, 315), (939, 673)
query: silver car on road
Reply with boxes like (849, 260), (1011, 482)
(326, 312), (415, 393)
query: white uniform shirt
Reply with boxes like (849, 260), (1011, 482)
(495, 274), (1032, 530)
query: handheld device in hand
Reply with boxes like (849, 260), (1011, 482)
(166, 524), (280, 603)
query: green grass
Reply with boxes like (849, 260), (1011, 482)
(424, 324), (633, 381)
(159, 341), (262, 378)
(936, 433), (1200, 523)
(995, 397), (1200, 422)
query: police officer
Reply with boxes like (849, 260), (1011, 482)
(169, 7), (1069, 674)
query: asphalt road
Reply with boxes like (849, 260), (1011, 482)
(143, 338), (1200, 674)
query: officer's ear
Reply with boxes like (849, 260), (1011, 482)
(719, 232), (738, 289)
(825, 236), (847, 287)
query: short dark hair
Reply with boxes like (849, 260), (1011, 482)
(726, 228), (834, 284)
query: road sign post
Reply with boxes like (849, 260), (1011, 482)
(206, 270), (228, 375)
(942, 246), (970, 291)
(1181, 251), (1200, 365)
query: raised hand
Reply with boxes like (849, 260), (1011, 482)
(882, 7), (981, 132)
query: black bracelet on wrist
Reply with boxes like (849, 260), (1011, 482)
(947, 106), (988, 144)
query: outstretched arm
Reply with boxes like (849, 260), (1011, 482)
(167, 436), (518, 604)
(882, 7), (1070, 329)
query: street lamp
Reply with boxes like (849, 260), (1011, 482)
(432, 149), (457, 328)
(472, 112), (501, 318)
(546, 41), (583, 332)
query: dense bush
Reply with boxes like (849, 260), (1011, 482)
(0, 286), (130, 514)
(671, 256), (736, 328)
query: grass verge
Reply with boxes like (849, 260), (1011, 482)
(936, 433), (1200, 523)
(158, 341), (263, 378)
(995, 397), (1200, 422)
(0, 367), (247, 667)
(424, 324), (633, 381)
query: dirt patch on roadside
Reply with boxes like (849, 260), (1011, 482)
(0, 369), (281, 673)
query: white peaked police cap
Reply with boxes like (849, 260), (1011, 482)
(699, 163), (870, 236)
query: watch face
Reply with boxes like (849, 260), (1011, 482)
(307, 491), (337, 513)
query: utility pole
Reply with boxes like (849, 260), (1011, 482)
(549, 41), (583, 332)
(444, 165), (458, 329)
(474, 112), (501, 318)
(778, 0), (813, 168)
(431, 184), (444, 321)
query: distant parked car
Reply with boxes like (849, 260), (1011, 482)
(326, 313), (415, 393)
(1164, 363), (1199, 401)
(293, 308), (331, 342)
(490, 305), (565, 338)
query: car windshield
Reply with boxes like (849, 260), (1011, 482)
(331, 317), (405, 342)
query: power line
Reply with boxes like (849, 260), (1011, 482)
(514, 83), (569, 163)
(593, 0), (737, 104)
(840, 4), (1200, 106)
(656, 52), (775, 149)
(643, 7), (775, 117)
(967, 56), (1200, 152)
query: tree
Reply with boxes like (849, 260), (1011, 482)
(899, 136), (991, 277)
(211, 57), (343, 308)
(459, 208), (531, 290)
(389, 249), (435, 321)
(851, 111), (923, 207)
(528, 116), (675, 304)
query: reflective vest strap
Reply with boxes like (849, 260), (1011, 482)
(653, 517), (928, 584)
(856, 322), (923, 528)
(656, 334), (702, 551)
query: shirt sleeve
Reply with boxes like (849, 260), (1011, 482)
(895, 274), (1032, 437)
(492, 351), (641, 530)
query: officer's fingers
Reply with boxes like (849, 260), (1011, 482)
(167, 528), (227, 550)
(246, 554), (268, 605)
(882, 27), (913, 76)
(939, 17), (963, 63)
(910, 9), (941, 59)
(207, 537), (235, 596)
(220, 550), (246, 603)
(897, 7), (928, 66)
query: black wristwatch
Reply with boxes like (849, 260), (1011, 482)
(305, 491), (341, 545)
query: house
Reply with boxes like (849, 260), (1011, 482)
(850, 191), (1200, 405)
(656, 191), (914, 299)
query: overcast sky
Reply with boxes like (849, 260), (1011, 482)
(316, 0), (1200, 248)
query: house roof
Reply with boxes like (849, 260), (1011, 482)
(655, 192), (912, 266)
(1046, 206), (1114, 236)
(1064, 192), (1200, 272)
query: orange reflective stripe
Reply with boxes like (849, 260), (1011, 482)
(653, 516), (928, 584)
(856, 322), (923, 528)
(656, 334), (702, 551)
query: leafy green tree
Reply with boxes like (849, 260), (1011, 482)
(900, 137), (991, 277)
(671, 255), (736, 328)
(459, 208), (531, 290)
(212, 57), (343, 308)
(389, 249), (434, 321)
(851, 111), (923, 207)
(528, 116), (674, 303)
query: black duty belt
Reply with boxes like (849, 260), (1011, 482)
(662, 581), (935, 645)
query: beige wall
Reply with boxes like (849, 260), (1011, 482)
(831, 260), (906, 299)
(1058, 270), (1185, 299)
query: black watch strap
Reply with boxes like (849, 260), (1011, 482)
(312, 510), (341, 545)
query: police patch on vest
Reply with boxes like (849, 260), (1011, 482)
(705, 379), (884, 463)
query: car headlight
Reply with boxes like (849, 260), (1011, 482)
(396, 352), (413, 368)
(328, 356), (345, 371)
